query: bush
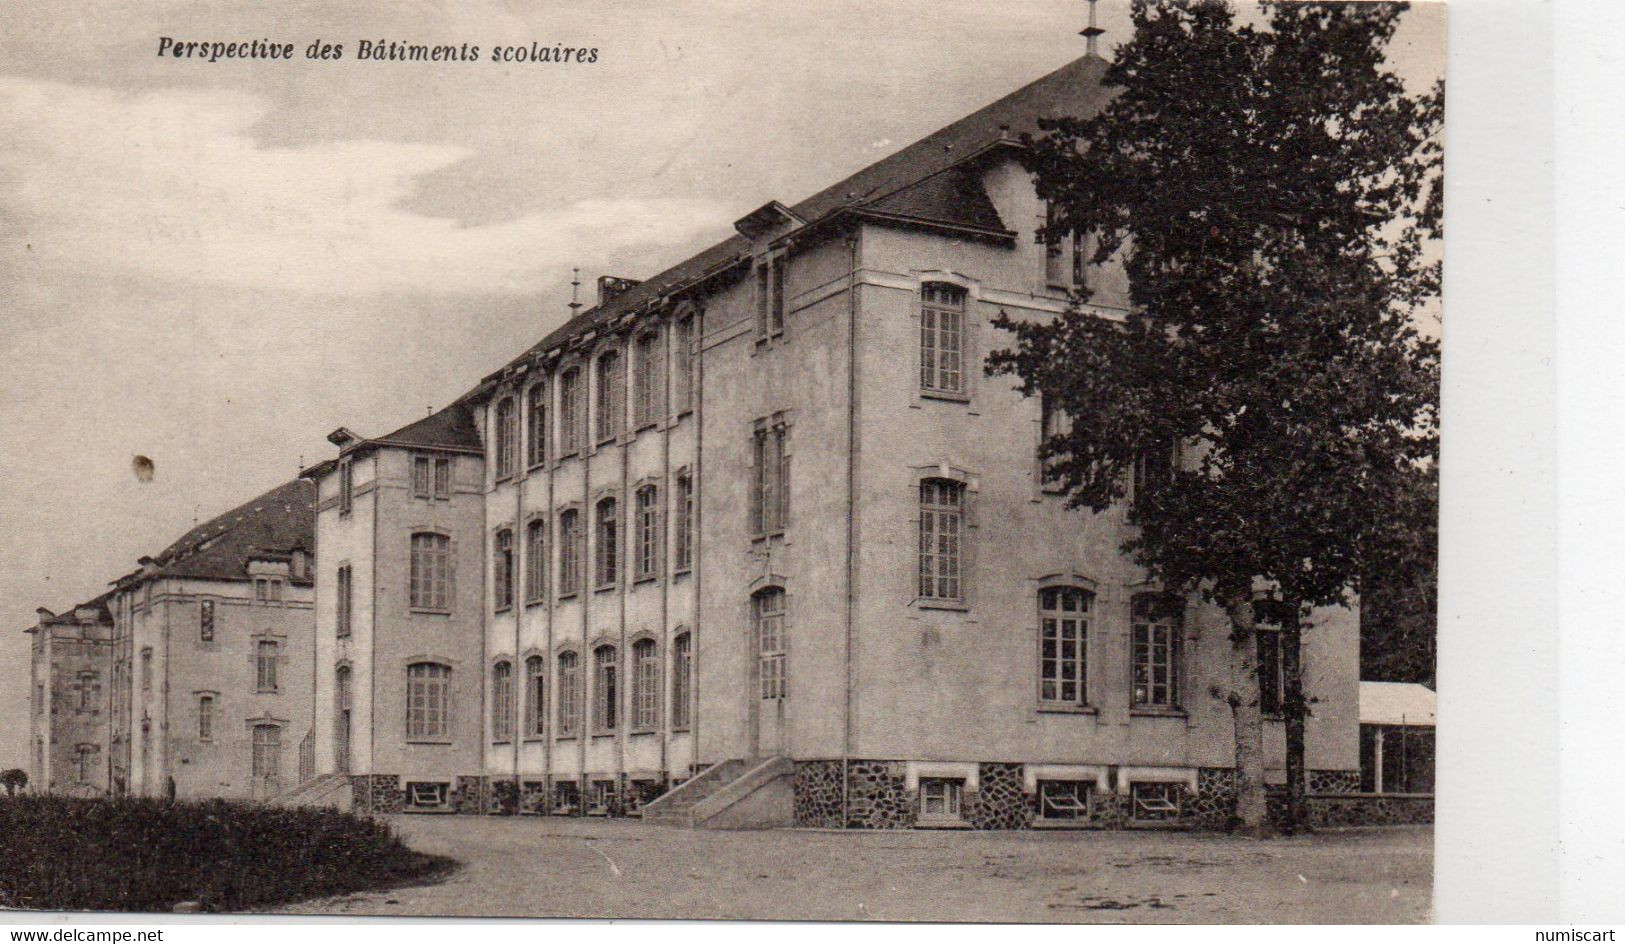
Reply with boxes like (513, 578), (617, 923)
(0, 795), (454, 912)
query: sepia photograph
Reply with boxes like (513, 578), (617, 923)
(0, 0), (1455, 926)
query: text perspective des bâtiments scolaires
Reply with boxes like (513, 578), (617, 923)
(155, 38), (600, 65)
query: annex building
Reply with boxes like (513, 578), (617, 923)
(29, 51), (1391, 829)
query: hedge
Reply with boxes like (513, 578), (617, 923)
(0, 795), (453, 912)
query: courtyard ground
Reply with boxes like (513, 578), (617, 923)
(275, 816), (1432, 923)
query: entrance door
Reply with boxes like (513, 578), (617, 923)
(752, 588), (786, 757)
(251, 724), (281, 800)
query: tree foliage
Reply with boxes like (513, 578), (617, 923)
(1, 769), (28, 796)
(989, 0), (1441, 830)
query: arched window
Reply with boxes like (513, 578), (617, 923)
(491, 661), (513, 741)
(525, 655), (545, 737)
(494, 396), (517, 479)
(409, 532), (451, 610)
(918, 479), (965, 603)
(559, 509), (582, 594)
(673, 472), (694, 572)
(632, 638), (659, 729)
(526, 383), (548, 468)
(634, 485), (660, 580)
(1038, 586), (1092, 708)
(673, 315), (695, 413)
(493, 528), (514, 611)
(334, 665), (352, 773)
(593, 645), (619, 731)
(753, 589), (786, 700)
(671, 631), (693, 729)
(525, 519), (546, 604)
(919, 282), (966, 395)
(595, 498), (618, 588)
(559, 367), (583, 454)
(557, 651), (581, 736)
(1132, 595), (1183, 709)
(406, 662), (451, 738)
(595, 351), (624, 442)
(633, 332), (662, 428)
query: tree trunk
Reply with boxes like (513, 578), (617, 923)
(1281, 599), (1310, 834)
(1225, 588), (1271, 835)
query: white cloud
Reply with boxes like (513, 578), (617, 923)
(0, 76), (735, 296)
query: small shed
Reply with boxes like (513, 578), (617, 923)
(1359, 681), (1436, 794)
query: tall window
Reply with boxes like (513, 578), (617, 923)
(251, 725), (281, 781)
(918, 479), (964, 603)
(1131, 438), (1180, 510)
(1039, 393), (1073, 487)
(557, 651), (581, 736)
(413, 454), (433, 498)
(559, 510), (582, 595)
(197, 694), (215, 740)
(524, 519), (546, 604)
(919, 283), (966, 395)
(76, 745), (98, 783)
(593, 645), (618, 731)
(336, 564), (352, 638)
(1256, 629), (1284, 715)
(595, 351), (624, 442)
(749, 421), (789, 535)
(1044, 203), (1088, 291)
(631, 639), (659, 729)
(1132, 596), (1183, 709)
(199, 599), (214, 642)
(559, 367), (583, 454)
(673, 316), (694, 413)
(254, 578), (283, 603)
(338, 457), (353, 515)
(634, 485), (660, 580)
(491, 661), (513, 741)
(434, 456), (451, 499)
(495, 397), (517, 479)
(756, 257), (785, 340)
(141, 648), (152, 691)
(595, 498), (618, 588)
(671, 632), (692, 729)
(753, 589), (786, 700)
(406, 662), (450, 738)
(633, 332), (662, 428)
(334, 666), (352, 772)
(673, 472), (694, 572)
(409, 532), (451, 610)
(525, 655), (546, 737)
(526, 383), (548, 468)
(493, 528), (515, 611)
(255, 640), (279, 692)
(1039, 587), (1091, 707)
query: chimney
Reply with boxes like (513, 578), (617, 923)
(597, 275), (641, 307)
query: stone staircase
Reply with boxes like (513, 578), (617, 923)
(642, 757), (794, 828)
(269, 772), (352, 811)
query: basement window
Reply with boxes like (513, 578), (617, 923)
(406, 781), (449, 810)
(1130, 781), (1183, 823)
(1038, 780), (1091, 823)
(918, 778), (965, 826)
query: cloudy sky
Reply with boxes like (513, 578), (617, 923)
(0, 1), (1443, 770)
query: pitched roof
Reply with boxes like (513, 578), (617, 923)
(140, 478), (316, 584)
(1359, 681), (1436, 727)
(480, 53), (1113, 385)
(368, 401), (483, 453)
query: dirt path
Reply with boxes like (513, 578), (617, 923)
(278, 817), (1432, 923)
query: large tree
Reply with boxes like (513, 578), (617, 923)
(989, 0), (1441, 833)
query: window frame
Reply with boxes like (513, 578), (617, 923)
(199, 599), (215, 643)
(524, 654), (546, 738)
(338, 457), (354, 516)
(1131, 595), (1185, 712)
(594, 349), (624, 444)
(634, 483), (661, 582)
(254, 639), (279, 693)
(672, 315), (695, 415)
(631, 637), (660, 731)
(405, 661), (452, 741)
(556, 649), (582, 738)
(558, 366), (584, 456)
(558, 508), (582, 598)
(409, 531), (453, 612)
(197, 693), (215, 741)
(671, 630), (693, 731)
(491, 660), (514, 743)
(412, 454), (433, 499)
(748, 418), (790, 538)
(524, 518), (547, 605)
(1037, 585), (1092, 711)
(918, 282), (968, 399)
(754, 255), (786, 343)
(493, 527), (515, 612)
(336, 563), (352, 638)
(494, 396), (518, 481)
(632, 331), (663, 430)
(918, 778), (965, 824)
(917, 478), (966, 606)
(673, 471), (695, 574)
(594, 497), (619, 590)
(525, 382), (548, 469)
(753, 588), (787, 701)
(592, 644), (619, 734)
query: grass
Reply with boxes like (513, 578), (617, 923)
(0, 795), (455, 913)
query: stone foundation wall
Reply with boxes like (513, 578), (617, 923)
(845, 760), (915, 829)
(520, 779), (549, 814)
(967, 763), (1028, 830)
(1305, 793), (1433, 827)
(351, 774), (403, 814)
(793, 760), (845, 828)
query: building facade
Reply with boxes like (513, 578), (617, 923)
(25, 597), (115, 795)
(97, 479), (317, 800)
(297, 53), (1361, 828)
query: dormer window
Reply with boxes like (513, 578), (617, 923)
(254, 578), (283, 604)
